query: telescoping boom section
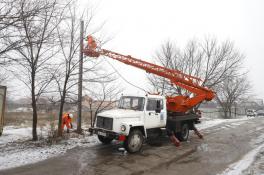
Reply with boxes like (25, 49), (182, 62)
(83, 35), (215, 113)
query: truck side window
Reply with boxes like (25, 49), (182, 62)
(159, 100), (164, 110)
(123, 98), (130, 108)
(147, 99), (163, 111)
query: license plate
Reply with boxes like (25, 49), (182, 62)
(98, 131), (106, 137)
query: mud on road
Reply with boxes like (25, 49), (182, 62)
(1, 117), (264, 175)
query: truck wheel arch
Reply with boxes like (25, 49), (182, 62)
(178, 120), (195, 130)
(187, 121), (195, 130)
(129, 126), (146, 137)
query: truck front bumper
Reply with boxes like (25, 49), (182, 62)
(89, 127), (124, 140)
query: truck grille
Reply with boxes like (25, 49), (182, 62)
(96, 116), (113, 130)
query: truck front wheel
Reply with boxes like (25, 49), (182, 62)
(98, 135), (113, 144)
(124, 129), (144, 153)
(176, 123), (189, 141)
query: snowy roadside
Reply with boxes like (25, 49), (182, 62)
(196, 115), (251, 130)
(0, 116), (252, 170)
(218, 133), (264, 175)
(0, 126), (33, 145)
(0, 126), (100, 170)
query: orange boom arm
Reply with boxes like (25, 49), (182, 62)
(83, 36), (215, 113)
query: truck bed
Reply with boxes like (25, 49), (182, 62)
(166, 112), (200, 132)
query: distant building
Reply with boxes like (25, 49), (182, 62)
(239, 98), (264, 111)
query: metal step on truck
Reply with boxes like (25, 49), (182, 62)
(0, 85), (7, 136)
(84, 35), (215, 153)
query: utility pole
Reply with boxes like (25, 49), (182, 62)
(77, 20), (84, 133)
(234, 101), (237, 118)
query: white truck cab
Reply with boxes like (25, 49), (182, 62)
(90, 94), (200, 153)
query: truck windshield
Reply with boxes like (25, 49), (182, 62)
(118, 96), (145, 111)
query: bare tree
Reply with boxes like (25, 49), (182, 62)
(0, 0), (22, 58)
(0, 71), (7, 84)
(148, 37), (244, 102)
(216, 75), (251, 118)
(4, 0), (65, 140)
(84, 80), (123, 127)
(0, 0), (52, 82)
(0, 0), (52, 61)
(51, 0), (108, 136)
(53, 3), (85, 136)
(148, 41), (182, 95)
(199, 38), (244, 88)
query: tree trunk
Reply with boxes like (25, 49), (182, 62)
(226, 105), (232, 119)
(31, 73), (38, 141)
(92, 111), (97, 127)
(223, 106), (228, 119)
(32, 100), (38, 140)
(58, 96), (65, 136)
(77, 20), (84, 134)
(89, 103), (93, 127)
(58, 85), (67, 136)
(90, 110), (93, 127)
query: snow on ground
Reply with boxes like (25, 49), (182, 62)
(0, 126), (32, 144)
(242, 147), (264, 175)
(196, 115), (250, 130)
(0, 126), (100, 170)
(218, 133), (264, 175)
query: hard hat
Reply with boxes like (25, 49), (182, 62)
(69, 113), (73, 118)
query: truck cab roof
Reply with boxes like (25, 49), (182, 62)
(121, 94), (165, 99)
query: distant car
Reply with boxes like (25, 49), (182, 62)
(246, 109), (257, 117)
(256, 110), (264, 116)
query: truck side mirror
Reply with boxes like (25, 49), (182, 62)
(155, 100), (161, 113)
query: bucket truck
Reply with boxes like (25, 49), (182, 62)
(84, 36), (215, 153)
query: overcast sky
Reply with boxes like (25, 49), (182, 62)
(8, 0), (263, 100)
(80, 0), (264, 99)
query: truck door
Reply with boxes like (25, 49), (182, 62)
(144, 98), (165, 128)
(0, 86), (6, 136)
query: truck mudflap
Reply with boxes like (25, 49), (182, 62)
(89, 127), (126, 141)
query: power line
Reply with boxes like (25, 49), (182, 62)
(103, 56), (148, 94)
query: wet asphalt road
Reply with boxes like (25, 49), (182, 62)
(1, 117), (264, 175)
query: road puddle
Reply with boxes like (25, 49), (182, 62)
(197, 143), (209, 152)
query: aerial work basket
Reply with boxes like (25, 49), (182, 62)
(83, 35), (100, 58)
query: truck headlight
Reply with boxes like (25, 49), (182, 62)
(121, 125), (126, 131)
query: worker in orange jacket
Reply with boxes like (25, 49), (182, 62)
(62, 113), (74, 133)
(87, 35), (97, 49)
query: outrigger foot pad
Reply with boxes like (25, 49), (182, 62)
(193, 126), (203, 139)
(169, 134), (180, 147)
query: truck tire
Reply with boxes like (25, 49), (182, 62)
(124, 129), (144, 153)
(176, 123), (189, 141)
(98, 135), (113, 144)
(0, 128), (2, 136)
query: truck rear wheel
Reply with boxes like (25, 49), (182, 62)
(124, 129), (143, 153)
(98, 135), (113, 144)
(176, 123), (189, 141)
